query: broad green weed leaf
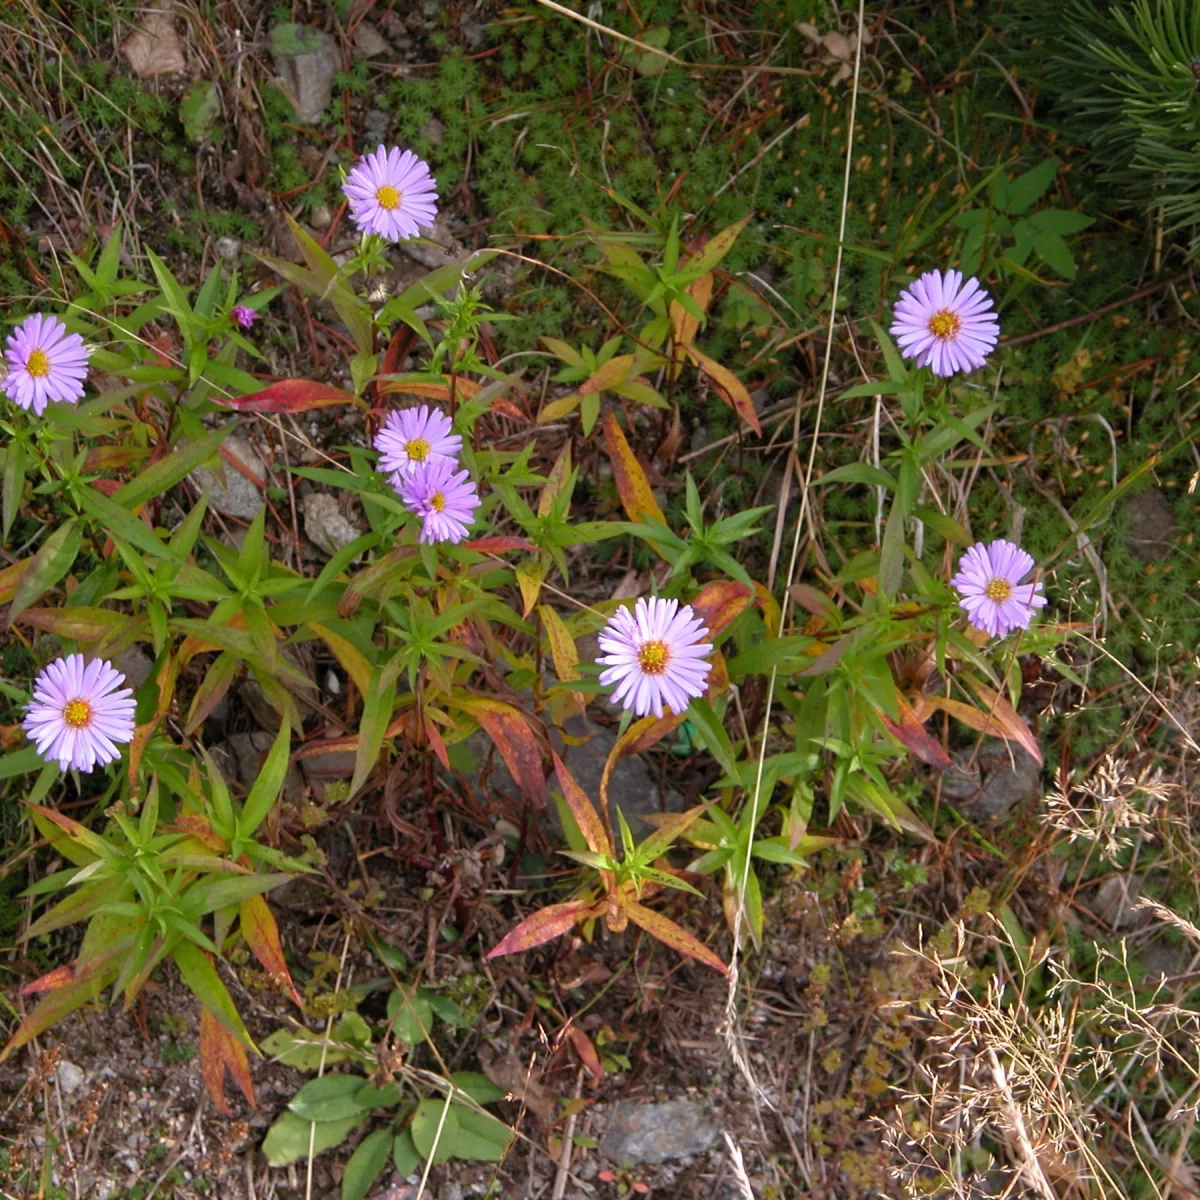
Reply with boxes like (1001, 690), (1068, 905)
(342, 1129), (393, 1200)
(410, 1097), (459, 1165)
(263, 1111), (359, 1167)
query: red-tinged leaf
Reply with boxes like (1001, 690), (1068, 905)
(624, 713), (687, 756)
(689, 580), (751, 641)
(565, 1025), (605, 1082)
(623, 901), (728, 974)
(0, 950), (125, 1062)
(295, 738), (359, 775)
(552, 751), (612, 858)
(17, 606), (128, 643)
(788, 583), (841, 625)
(240, 894), (301, 1007)
(686, 214), (752, 275)
(424, 714), (450, 770)
(168, 812), (229, 853)
(705, 650), (729, 699)
(752, 580), (783, 637)
(27, 804), (111, 860)
(90, 478), (123, 497)
(457, 696), (547, 808)
(0, 557), (32, 604)
(379, 377), (481, 402)
(82, 445), (150, 472)
(669, 273), (714, 354)
(599, 717), (687, 814)
(578, 354), (635, 395)
(378, 326), (417, 384)
(881, 694), (953, 770)
(460, 536), (537, 554)
(200, 1006), (255, 1115)
(684, 344), (761, 435)
(956, 678), (1043, 766)
(223, 378), (362, 413)
(489, 396), (527, 422)
(486, 899), (604, 959)
(19, 964), (77, 995)
(601, 410), (665, 527)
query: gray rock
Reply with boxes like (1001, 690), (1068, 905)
(397, 214), (461, 268)
(221, 730), (303, 805)
(227, 730), (275, 786)
(599, 1097), (720, 1166)
(303, 492), (363, 558)
(465, 710), (683, 840)
(214, 236), (241, 260)
(274, 30), (337, 124)
(460, 20), (487, 50)
(113, 646), (155, 690)
(55, 1060), (86, 1095)
(1125, 488), (1178, 562)
(943, 738), (1041, 823)
(188, 433), (265, 520)
(560, 715), (686, 839)
(352, 20), (390, 58)
(363, 109), (390, 141)
(299, 741), (356, 800)
(420, 116), (445, 146)
(1091, 874), (1145, 929)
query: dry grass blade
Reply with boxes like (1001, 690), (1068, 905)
(721, 0), (867, 1100)
(305, 932), (352, 1200)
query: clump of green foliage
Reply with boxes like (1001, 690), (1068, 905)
(1005, 0), (1200, 240)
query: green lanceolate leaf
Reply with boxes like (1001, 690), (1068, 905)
(112, 427), (233, 512)
(171, 940), (254, 1048)
(8, 521), (82, 624)
(238, 716), (292, 838)
(342, 1129), (393, 1200)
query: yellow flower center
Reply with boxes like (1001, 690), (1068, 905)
(405, 438), (430, 462)
(637, 640), (670, 676)
(927, 309), (960, 340)
(985, 577), (1013, 602)
(26, 348), (51, 378)
(63, 698), (92, 729)
(376, 185), (402, 210)
(430, 491), (446, 512)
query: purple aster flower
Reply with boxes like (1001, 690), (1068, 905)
(2, 313), (90, 415)
(231, 304), (258, 329)
(399, 457), (480, 544)
(597, 597), (713, 719)
(375, 404), (462, 480)
(951, 539), (1047, 638)
(343, 145), (438, 242)
(890, 269), (1000, 377)
(23, 654), (136, 772)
